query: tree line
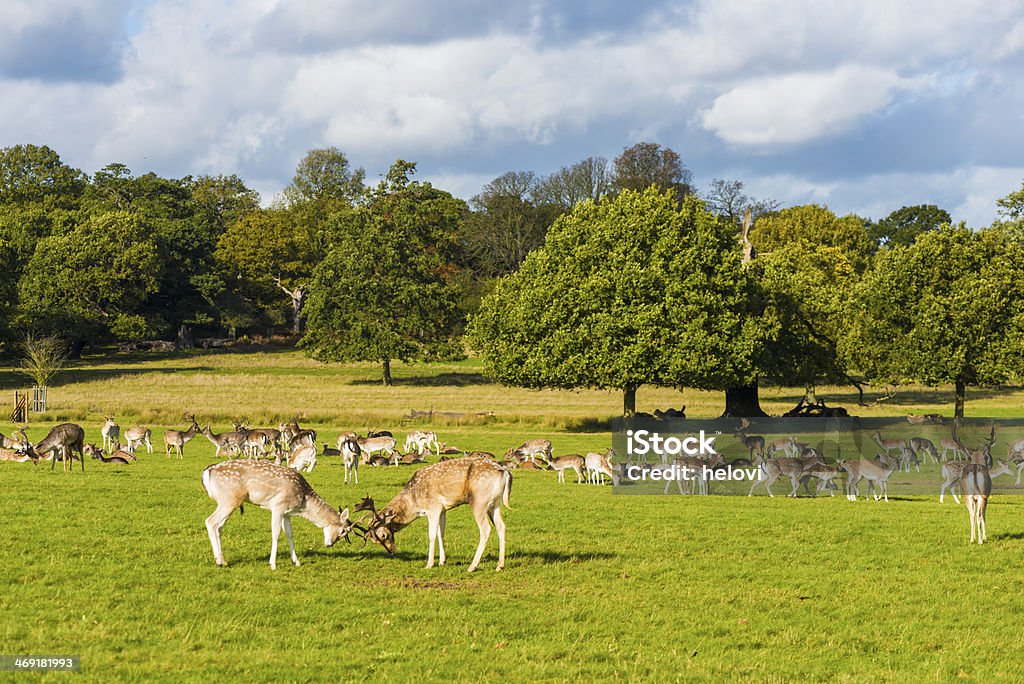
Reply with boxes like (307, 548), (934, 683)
(1, 142), (1023, 416)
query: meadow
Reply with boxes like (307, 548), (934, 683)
(2, 349), (1023, 682)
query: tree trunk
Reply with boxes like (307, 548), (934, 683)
(383, 359), (393, 386)
(954, 377), (966, 419)
(68, 339), (86, 360)
(623, 384), (638, 417)
(722, 382), (769, 418)
(291, 292), (304, 335)
(175, 324), (194, 350)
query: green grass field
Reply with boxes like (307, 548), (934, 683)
(2, 350), (1024, 682)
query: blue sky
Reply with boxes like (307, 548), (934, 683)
(2, 0), (1023, 225)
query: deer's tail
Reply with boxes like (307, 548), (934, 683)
(502, 469), (513, 510)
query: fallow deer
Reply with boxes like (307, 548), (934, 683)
(202, 460), (355, 569)
(549, 454), (585, 484)
(124, 426), (153, 454)
(939, 459), (1014, 504)
(101, 417), (120, 451)
(404, 430), (440, 457)
(960, 464), (992, 544)
(286, 444), (317, 473)
(356, 455), (513, 572)
(585, 449), (619, 485)
(337, 433), (361, 485)
(733, 418), (765, 460)
(26, 423), (86, 473)
(163, 414), (199, 459)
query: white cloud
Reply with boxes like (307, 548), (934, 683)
(700, 66), (918, 146)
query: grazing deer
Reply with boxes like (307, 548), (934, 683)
(507, 439), (553, 466)
(908, 437), (939, 464)
(799, 462), (843, 497)
(585, 449), (619, 485)
(286, 444), (317, 473)
(202, 460), (355, 569)
(939, 436), (965, 462)
(25, 423), (86, 472)
(666, 453), (725, 495)
(101, 417), (120, 451)
(734, 418), (765, 460)
(404, 430), (440, 458)
(355, 455), (512, 572)
(356, 434), (397, 465)
(337, 433), (361, 485)
(163, 414), (199, 459)
(85, 443), (132, 465)
(960, 464), (992, 544)
(1005, 437), (1024, 462)
(939, 459), (1013, 504)
(549, 454), (585, 484)
(839, 456), (898, 501)
(202, 425), (247, 458)
(748, 452), (825, 497)
(124, 426), (153, 454)
(871, 431), (909, 459)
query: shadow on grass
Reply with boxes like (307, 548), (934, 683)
(350, 372), (489, 387)
(989, 531), (1024, 541)
(512, 550), (616, 564)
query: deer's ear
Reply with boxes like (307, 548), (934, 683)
(339, 507), (349, 521)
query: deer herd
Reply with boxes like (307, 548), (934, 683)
(2, 413), (1021, 569)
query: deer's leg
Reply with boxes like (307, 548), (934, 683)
(425, 511), (440, 569)
(437, 510), (447, 566)
(282, 516), (299, 566)
(574, 466), (582, 484)
(980, 498), (988, 543)
(269, 510), (284, 570)
(467, 503), (493, 573)
(491, 506), (506, 571)
(206, 504), (234, 566)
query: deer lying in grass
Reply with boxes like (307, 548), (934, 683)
(85, 443), (132, 465)
(109, 440), (137, 462)
(549, 454), (585, 483)
(124, 426), (153, 454)
(960, 464), (992, 544)
(939, 460), (1013, 503)
(0, 447), (37, 463)
(355, 455), (513, 572)
(202, 460), (355, 569)
(26, 423), (86, 473)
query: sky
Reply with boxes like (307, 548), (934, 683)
(2, 0), (1023, 226)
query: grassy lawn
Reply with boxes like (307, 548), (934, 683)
(1, 350), (1023, 682)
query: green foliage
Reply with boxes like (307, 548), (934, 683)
(841, 225), (1024, 412)
(282, 147), (365, 206)
(869, 204), (951, 248)
(469, 188), (757, 399)
(17, 211), (161, 343)
(753, 204), (873, 271)
(301, 161), (466, 378)
(996, 180), (1024, 222)
(0, 144), (86, 206)
(18, 333), (69, 387)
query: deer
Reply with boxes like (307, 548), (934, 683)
(124, 426), (153, 454)
(1005, 437), (1024, 462)
(665, 452), (725, 495)
(0, 447), (38, 463)
(960, 464), (992, 544)
(506, 439), (553, 466)
(585, 449), (619, 485)
(101, 417), (120, 451)
(202, 460), (355, 569)
(548, 454), (585, 484)
(871, 431), (909, 459)
(951, 422), (996, 467)
(108, 440), (138, 462)
(0, 427), (30, 452)
(286, 444), (317, 473)
(279, 418), (301, 450)
(354, 455), (513, 572)
(799, 462), (843, 497)
(163, 414), (199, 459)
(908, 437), (939, 464)
(748, 451), (825, 497)
(733, 418), (765, 460)
(356, 433), (398, 465)
(321, 443), (341, 458)
(939, 435), (965, 462)
(838, 456), (898, 501)
(939, 460), (1014, 504)
(234, 423), (271, 460)
(85, 443), (132, 465)
(337, 433), (361, 485)
(25, 423), (86, 473)
(404, 430), (440, 458)
(201, 425), (248, 458)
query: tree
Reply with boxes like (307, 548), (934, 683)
(469, 187), (758, 416)
(869, 204), (951, 248)
(282, 147), (365, 206)
(611, 142), (694, 198)
(0, 144), (86, 206)
(17, 211), (161, 352)
(461, 171), (559, 277)
(703, 179), (780, 226)
(301, 161), (466, 385)
(996, 181), (1024, 222)
(753, 204), (873, 271)
(534, 157), (611, 210)
(841, 225), (1024, 417)
(189, 174), (261, 230)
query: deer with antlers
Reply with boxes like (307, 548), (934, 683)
(202, 460), (355, 569)
(960, 464), (992, 544)
(354, 455), (513, 572)
(951, 422), (996, 467)
(163, 414), (199, 459)
(24, 423), (86, 473)
(940, 459), (1014, 504)
(733, 418), (765, 460)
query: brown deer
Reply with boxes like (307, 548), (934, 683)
(506, 439), (552, 465)
(163, 414), (199, 459)
(27, 423), (86, 472)
(85, 443), (132, 465)
(951, 422), (996, 467)
(124, 426), (153, 454)
(549, 454), (585, 483)
(960, 464), (992, 544)
(733, 418), (764, 459)
(355, 455), (512, 572)
(201, 460), (355, 569)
